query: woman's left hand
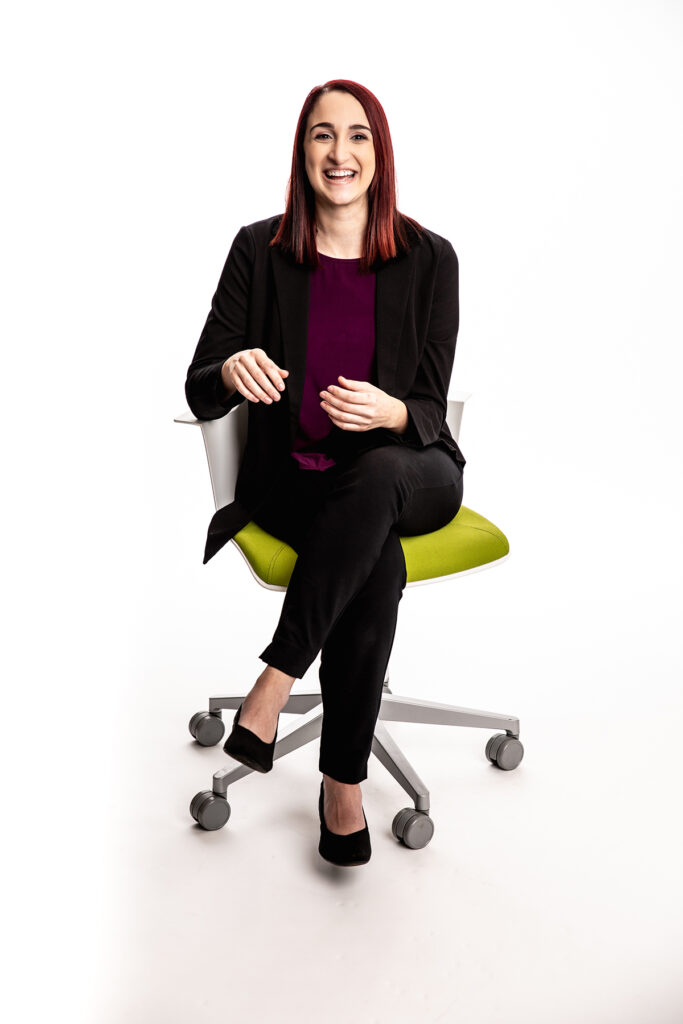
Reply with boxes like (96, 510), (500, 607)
(320, 376), (408, 433)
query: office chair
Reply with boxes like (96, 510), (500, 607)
(176, 393), (523, 849)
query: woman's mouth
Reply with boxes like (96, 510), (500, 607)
(323, 170), (357, 184)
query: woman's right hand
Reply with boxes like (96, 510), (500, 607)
(221, 349), (289, 404)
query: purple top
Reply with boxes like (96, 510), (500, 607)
(291, 253), (376, 470)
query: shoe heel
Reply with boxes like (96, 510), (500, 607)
(223, 702), (280, 773)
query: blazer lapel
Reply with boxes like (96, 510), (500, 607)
(271, 246), (310, 448)
(270, 241), (415, 449)
(374, 251), (415, 394)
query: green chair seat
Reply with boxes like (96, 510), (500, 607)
(233, 505), (509, 588)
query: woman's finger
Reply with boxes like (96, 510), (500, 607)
(323, 401), (373, 429)
(242, 352), (281, 403)
(243, 354), (277, 402)
(231, 362), (264, 403)
(263, 357), (289, 392)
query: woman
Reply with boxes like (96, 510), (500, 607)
(184, 80), (466, 867)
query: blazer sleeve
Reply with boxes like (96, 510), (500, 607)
(184, 225), (255, 420)
(401, 238), (459, 447)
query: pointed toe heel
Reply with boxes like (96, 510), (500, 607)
(318, 780), (371, 867)
(223, 702), (280, 773)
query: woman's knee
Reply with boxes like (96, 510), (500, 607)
(397, 477), (463, 536)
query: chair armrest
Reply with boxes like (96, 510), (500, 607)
(446, 392), (471, 445)
(174, 404), (248, 510)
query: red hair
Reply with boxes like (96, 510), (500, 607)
(270, 79), (424, 274)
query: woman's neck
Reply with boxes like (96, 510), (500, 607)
(314, 203), (368, 259)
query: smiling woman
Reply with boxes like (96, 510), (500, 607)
(184, 78), (465, 866)
(306, 102), (374, 257)
(306, 107), (373, 214)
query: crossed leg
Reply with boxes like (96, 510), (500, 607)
(252, 444), (463, 785)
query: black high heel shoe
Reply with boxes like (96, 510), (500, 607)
(318, 779), (372, 866)
(223, 702), (280, 773)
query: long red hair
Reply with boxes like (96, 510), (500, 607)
(270, 80), (424, 274)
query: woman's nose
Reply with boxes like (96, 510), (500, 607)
(330, 140), (350, 163)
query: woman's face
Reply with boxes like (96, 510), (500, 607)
(303, 91), (376, 210)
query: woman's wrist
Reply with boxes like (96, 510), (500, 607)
(221, 360), (237, 399)
(387, 398), (409, 434)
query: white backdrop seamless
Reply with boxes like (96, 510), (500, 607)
(3, 0), (682, 1020)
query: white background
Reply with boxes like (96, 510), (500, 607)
(3, 1), (682, 1021)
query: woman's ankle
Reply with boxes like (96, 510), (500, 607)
(250, 665), (290, 697)
(323, 774), (361, 795)
(258, 665), (295, 695)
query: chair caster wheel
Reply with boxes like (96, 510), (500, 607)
(486, 733), (524, 770)
(392, 808), (435, 849)
(189, 711), (225, 746)
(190, 791), (230, 830)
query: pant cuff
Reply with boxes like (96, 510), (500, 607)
(318, 758), (369, 785)
(259, 638), (315, 680)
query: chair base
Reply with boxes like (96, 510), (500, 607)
(200, 681), (521, 813)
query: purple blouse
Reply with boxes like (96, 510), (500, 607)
(291, 253), (376, 470)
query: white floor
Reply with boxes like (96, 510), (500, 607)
(104, 703), (683, 1024)
(59, 517), (683, 1024)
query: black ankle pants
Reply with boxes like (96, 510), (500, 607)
(253, 442), (464, 784)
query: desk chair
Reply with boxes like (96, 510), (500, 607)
(176, 393), (523, 849)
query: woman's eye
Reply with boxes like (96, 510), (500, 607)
(314, 133), (368, 142)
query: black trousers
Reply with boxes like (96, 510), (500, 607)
(253, 442), (464, 784)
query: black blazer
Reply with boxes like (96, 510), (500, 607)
(185, 213), (466, 564)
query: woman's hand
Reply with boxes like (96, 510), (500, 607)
(222, 349), (289, 404)
(320, 376), (409, 433)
